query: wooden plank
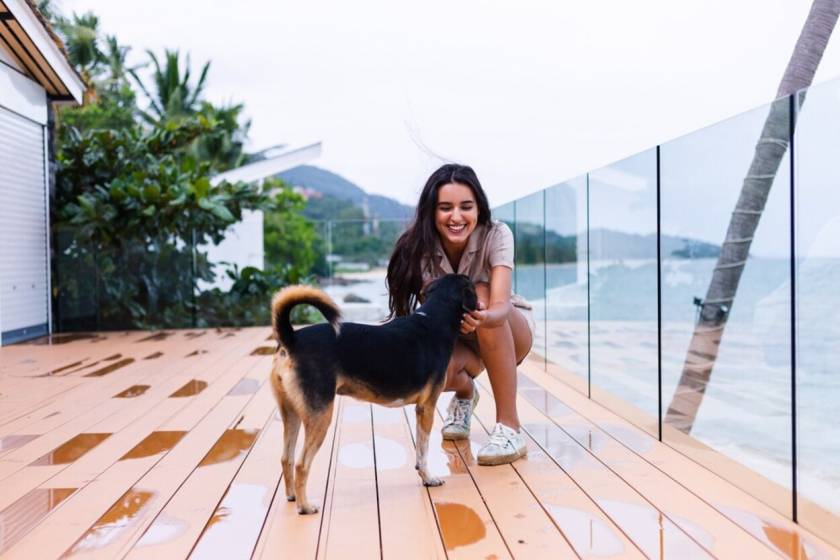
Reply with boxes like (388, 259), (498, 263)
(442, 387), (585, 560)
(0, 329), (204, 432)
(522, 362), (840, 559)
(0, 330), (265, 483)
(372, 405), (446, 560)
(516, 372), (783, 559)
(0, 332), (271, 559)
(121, 381), (275, 558)
(0, 331), (145, 378)
(406, 402), (512, 559)
(319, 401), (381, 560)
(186, 405), (285, 559)
(252, 397), (342, 560)
(508, 383), (713, 559)
(56, 398), (267, 558)
(0, 330), (263, 511)
(472, 379), (652, 559)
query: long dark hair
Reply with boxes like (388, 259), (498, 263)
(387, 164), (491, 318)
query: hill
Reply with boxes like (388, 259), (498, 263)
(277, 165), (413, 220)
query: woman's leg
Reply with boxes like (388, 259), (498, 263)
(444, 341), (482, 398)
(475, 296), (533, 429)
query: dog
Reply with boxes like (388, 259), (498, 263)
(269, 274), (477, 514)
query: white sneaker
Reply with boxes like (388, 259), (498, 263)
(441, 379), (479, 441)
(477, 423), (527, 465)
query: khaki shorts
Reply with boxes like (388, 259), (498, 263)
(458, 297), (535, 367)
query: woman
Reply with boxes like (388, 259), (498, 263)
(386, 163), (534, 465)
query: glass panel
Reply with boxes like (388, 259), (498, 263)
(545, 176), (589, 389)
(588, 149), (658, 434)
(54, 226), (98, 332)
(494, 202), (516, 293)
(514, 191), (545, 362)
(320, 219), (408, 323)
(795, 81), (840, 537)
(660, 97), (792, 516)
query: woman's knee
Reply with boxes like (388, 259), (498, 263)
(447, 341), (482, 378)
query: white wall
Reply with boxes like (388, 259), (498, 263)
(0, 52), (48, 124)
(0, 54), (50, 345)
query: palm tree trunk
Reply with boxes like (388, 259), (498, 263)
(664, 0), (840, 433)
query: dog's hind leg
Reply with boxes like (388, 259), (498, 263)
(414, 397), (444, 487)
(279, 399), (301, 502)
(295, 401), (334, 514)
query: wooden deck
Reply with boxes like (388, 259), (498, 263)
(0, 327), (837, 559)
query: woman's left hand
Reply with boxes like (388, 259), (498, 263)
(460, 301), (487, 334)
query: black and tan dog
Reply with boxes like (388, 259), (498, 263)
(270, 274), (477, 514)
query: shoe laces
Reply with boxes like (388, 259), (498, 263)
(452, 398), (472, 425)
(488, 423), (515, 448)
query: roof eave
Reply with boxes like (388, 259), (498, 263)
(3, 0), (85, 103)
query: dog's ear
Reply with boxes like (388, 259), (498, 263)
(460, 278), (478, 311)
(421, 277), (440, 299)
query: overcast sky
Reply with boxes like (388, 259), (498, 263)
(61, 0), (840, 207)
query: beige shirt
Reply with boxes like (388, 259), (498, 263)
(420, 220), (531, 310)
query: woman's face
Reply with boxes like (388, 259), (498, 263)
(435, 182), (478, 249)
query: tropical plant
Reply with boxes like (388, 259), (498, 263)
(263, 180), (321, 283)
(53, 116), (274, 329)
(664, 0), (840, 433)
(130, 49), (209, 124)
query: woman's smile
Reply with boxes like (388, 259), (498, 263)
(436, 182), (478, 249)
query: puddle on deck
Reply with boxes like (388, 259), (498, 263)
(595, 499), (714, 559)
(186, 349), (208, 357)
(544, 503), (626, 557)
(0, 434), (38, 454)
(113, 385), (151, 398)
(226, 379), (261, 396)
(169, 380), (208, 398)
(0, 488), (76, 554)
(31, 433), (112, 466)
(250, 347), (275, 356)
(84, 358), (135, 378)
(198, 429), (259, 466)
(120, 431), (187, 460)
(435, 502), (486, 550)
(136, 332), (173, 342)
(338, 436), (407, 470)
(66, 489), (155, 554)
(717, 505), (826, 560)
(143, 352), (164, 360)
(45, 361), (85, 376)
(26, 333), (101, 345)
(187, 482), (272, 556)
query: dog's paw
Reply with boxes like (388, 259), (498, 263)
(286, 494), (296, 502)
(297, 504), (320, 515)
(422, 477), (444, 487)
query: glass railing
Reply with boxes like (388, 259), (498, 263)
(53, 217), (410, 330)
(499, 80), (839, 545)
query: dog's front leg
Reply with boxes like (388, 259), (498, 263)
(414, 402), (443, 487)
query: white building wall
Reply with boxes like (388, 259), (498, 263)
(0, 60), (50, 345)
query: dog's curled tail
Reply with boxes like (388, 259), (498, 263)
(271, 285), (341, 350)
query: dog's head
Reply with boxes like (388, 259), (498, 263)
(422, 274), (478, 315)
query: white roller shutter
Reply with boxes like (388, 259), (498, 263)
(0, 106), (49, 344)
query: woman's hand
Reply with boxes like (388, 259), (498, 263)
(460, 301), (487, 334)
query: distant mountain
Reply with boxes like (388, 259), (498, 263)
(277, 165), (413, 220)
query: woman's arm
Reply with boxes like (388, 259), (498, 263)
(460, 265), (512, 333)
